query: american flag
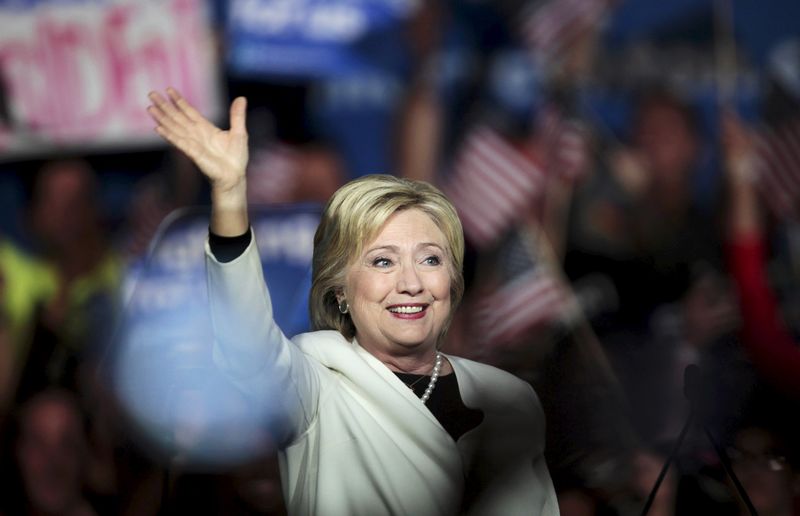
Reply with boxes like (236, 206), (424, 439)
(442, 107), (590, 248)
(471, 229), (572, 345)
(443, 125), (546, 249)
(518, 0), (611, 66)
(246, 143), (299, 205)
(754, 117), (800, 221)
(538, 105), (591, 182)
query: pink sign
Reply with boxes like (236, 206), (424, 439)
(0, 0), (221, 157)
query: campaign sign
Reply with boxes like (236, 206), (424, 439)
(0, 0), (220, 157)
(225, 0), (416, 78)
(114, 204), (320, 464)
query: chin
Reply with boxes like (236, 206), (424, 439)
(391, 335), (438, 350)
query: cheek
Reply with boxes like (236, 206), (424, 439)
(346, 273), (389, 310)
(430, 273), (452, 302)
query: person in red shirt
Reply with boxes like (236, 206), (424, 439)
(722, 112), (800, 398)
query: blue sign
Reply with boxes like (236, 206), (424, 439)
(225, 0), (415, 78)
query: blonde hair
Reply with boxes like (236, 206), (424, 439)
(310, 174), (465, 341)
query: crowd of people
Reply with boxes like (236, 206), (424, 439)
(1, 0), (800, 514)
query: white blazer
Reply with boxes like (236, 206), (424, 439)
(206, 234), (559, 516)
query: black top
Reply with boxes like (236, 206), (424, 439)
(208, 229), (484, 441)
(394, 371), (484, 441)
(208, 228), (253, 262)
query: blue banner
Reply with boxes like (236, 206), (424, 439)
(225, 0), (416, 78)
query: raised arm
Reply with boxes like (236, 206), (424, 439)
(147, 88), (249, 236)
(722, 112), (800, 397)
(147, 89), (321, 441)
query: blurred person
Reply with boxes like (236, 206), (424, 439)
(6, 160), (125, 514)
(554, 448), (679, 516)
(245, 140), (344, 207)
(0, 292), (11, 430)
(395, 0), (611, 186)
(146, 88), (558, 515)
(722, 108), (800, 399)
(609, 89), (716, 259)
(15, 159), (122, 401)
(728, 425), (799, 516)
(626, 449), (677, 516)
(569, 89), (715, 269)
(2, 388), (100, 516)
(564, 89), (752, 457)
(121, 150), (204, 260)
(226, 452), (286, 515)
(717, 109), (800, 511)
(0, 232), (57, 418)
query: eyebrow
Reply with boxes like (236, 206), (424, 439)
(365, 243), (446, 254)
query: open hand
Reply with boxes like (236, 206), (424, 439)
(147, 88), (249, 193)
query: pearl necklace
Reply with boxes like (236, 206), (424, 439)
(419, 352), (443, 404)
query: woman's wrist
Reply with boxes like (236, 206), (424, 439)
(210, 178), (249, 236)
(211, 173), (247, 198)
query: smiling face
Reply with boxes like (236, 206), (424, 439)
(342, 209), (452, 365)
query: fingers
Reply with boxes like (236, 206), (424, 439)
(229, 96), (248, 136)
(147, 90), (193, 131)
(146, 102), (182, 136)
(153, 124), (200, 161)
(146, 92), (183, 136)
(167, 87), (203, 123)
(153, 124), (182, 151)
(147, 92), (201, 159)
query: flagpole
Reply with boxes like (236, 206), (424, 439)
(518, 219), (639, 446)
(713, 0), (737, 110)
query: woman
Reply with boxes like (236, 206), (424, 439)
(146, 88), (558, 515)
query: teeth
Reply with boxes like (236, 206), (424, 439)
(389, 306), (424, 314)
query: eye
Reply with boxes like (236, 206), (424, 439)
(372, 257), (393, 268)
(423, 255), (441, 266)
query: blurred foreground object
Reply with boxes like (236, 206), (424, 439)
(114, 205), (318, 466)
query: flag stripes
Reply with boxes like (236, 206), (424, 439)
(474, 270), (570, 344)
(443, 126), (545, 248)
(247, 144), (299, 205)
(519, 0), (609, 64)
(754, 118), (800, 220)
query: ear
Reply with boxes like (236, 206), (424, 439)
(334, 287), (345, 304)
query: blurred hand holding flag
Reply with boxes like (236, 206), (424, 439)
(470, 228), (575, 347)
(443, 125), (546, 249)
(752, 39), (800, 222)
(540, 110), (592, 183)
(442, 104), (591, 249)
(247, 143), (300, 205)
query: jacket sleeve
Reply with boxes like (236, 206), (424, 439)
(727, 233), (800, 397)
(205, 230), (320, 442)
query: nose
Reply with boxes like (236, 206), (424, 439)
(397, 263), (423, 296)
